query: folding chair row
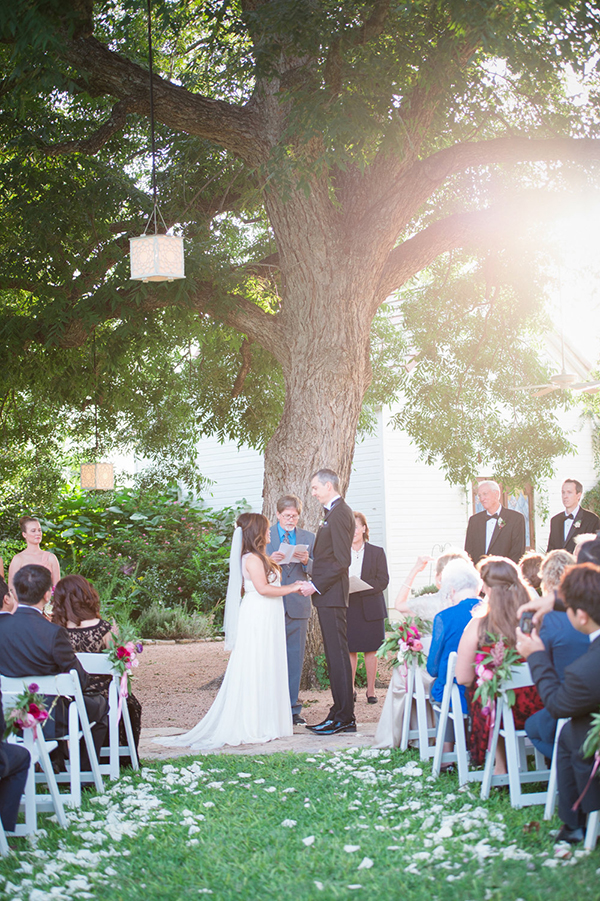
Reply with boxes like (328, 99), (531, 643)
(399, 660), (437, 761)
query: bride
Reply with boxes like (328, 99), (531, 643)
(158, 512), (305, 750)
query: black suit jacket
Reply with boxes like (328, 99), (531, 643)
(528, 634), (600, 750)
(464, 506), (526, 565)
(546, 507), (600, 554)
(0, 606), (89, 690)
(353, 542), (389, 622)
(311, 497), (355, 608)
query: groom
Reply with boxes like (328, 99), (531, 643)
(302, 469), (355, 735)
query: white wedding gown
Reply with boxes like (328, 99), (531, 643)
(158, 562), (292, 750)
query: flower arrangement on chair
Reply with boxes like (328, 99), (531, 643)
(3, 683), (52, 739)
(105, 625), (143, 720)
(376, 617), (431, 669)
(472, 635), (522, 717)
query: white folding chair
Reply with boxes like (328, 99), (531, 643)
(1, 672), (103, 810)
(76, 653), (139, 779)
(481, 663), (550, 808)
(399, 660), (437, 761)
(1, 681), (68, 834)
(431, 652), (479, 785)
(543, 716), (599, 850)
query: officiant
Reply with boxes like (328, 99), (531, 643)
(347, 512), (389, 704)
(267, 495), (315, 725)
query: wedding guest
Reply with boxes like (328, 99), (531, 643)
(546, 479), (600, 554)
(0, 565), (108, 771)
(0, 578), (17, 615)
(517, 563), (600, 844)
(0, 690), (31, 833)
(456, 557), (543, 773)
(394, 549), (470, 618)
(347, 512), (389, 704)
(52, 574), (141, 757)
(374, 552), (472, 750)
(8, 516), (60, 594)
(540, 550), (575, 593)
(519, 552), (543, 596)
(427, 559), (482, 756)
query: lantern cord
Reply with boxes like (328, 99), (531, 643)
(147, 0), (159, 235)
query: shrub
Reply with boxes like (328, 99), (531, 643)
(136, 603), (214, 641)
(314, 652), (369, 689)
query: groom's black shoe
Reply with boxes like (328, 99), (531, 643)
(308, 719), (356, 735)
(306, 718), (335, 733)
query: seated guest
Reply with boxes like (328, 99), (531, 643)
(517, 563), (600, 844)
(374, 551), (470, 748)
(53, 575), (141, 756)
(0, 690), (30, 834)
(519, 552), (543, 596)
(394, 549), (470, 618)
(0, 578), (17, 615)
(456, 557), (543, 773)
(0, 565), (108, 770)
(427, 560), (482, 755)
(525, 548), (583, 758)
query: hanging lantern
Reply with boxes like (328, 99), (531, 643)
(130, 233), (185, 282)
(129, 0), (185, 283)
(80, 462), (115, 490)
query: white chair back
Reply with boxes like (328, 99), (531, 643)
(76, 653), (139, 778)
(399, 660), (436, 760)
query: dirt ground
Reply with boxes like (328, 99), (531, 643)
(136, 639), (392, 731)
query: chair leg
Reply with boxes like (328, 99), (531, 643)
(399, 665), (415, 752)
(503, 707), (524, 809)
(415, 672), (432, 761)
(120, 699), (139, 771)
(432, 690), (452, 778)
(35, 733), (68, 829)
(0, 819), (9, 856)
(108, 681), (120, 780)
(481, 700), (503, 800)
(68, 701), (81, 808)
(544, 718), (568, 821)
(452, 689), (470, 787)
(584, 810), (599, 851)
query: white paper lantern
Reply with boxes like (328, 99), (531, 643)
(129, 234), (185, 282)
(80, 463), (115, 490)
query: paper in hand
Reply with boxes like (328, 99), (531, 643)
(349, 575), (373, 593)
(276, 542), (309, 565)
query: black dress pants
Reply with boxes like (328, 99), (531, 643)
(557, 721), (600, 830)
(0, 741), (30, 831)
(317, 606), (354, 723)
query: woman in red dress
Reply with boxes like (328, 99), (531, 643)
(456, 556), (543, 773)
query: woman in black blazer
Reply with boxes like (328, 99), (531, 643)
(347, 512), (389, 703)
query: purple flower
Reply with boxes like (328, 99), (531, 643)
(28, 683), (39, 693)
(135, 642), (143, 654)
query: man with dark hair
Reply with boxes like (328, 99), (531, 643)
(302, 469), (355, 735)
(547, 479), (600, 554)
(266, 494), (315, 725)
(0, 564), (107, 770)
(517, 563), (600, 844)
(0, 577), (16, 615)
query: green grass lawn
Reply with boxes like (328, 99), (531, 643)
(1, 748), (598, 900)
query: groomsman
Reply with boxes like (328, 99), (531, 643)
(303, 469), (356, 735)
(547, 479), (600, 554)
(464, 480), (526, 565)
(267, 495), (315, 725)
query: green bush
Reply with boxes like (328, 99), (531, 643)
(314, 652), (369, 689)
(136, 603), (214, 641)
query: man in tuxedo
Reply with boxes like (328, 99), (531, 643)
(517, 563), (600, 844)
(464, 480), (526, 565)
(266, 494), (315, 725)
(0, 565), (107, 769)
(0, 691), (30, 833)
(547, 479), (600, 554)
(302, 469), (355, 735)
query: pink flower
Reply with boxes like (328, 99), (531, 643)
(480, 668), (494, 681)
(482, 705), (491, 717)
(412, 641), (423, 652)
(475, 653), (486, 665)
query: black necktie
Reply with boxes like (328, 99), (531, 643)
(565, 514), (574, 521)
(487, 513), (499, 520)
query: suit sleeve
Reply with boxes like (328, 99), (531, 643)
(360, 546), (389, 595)
(303, 530), (315, 576)
(510, 512), (526, 561)
(464, 518), (476, 562)
(528, 649), (599, 719)
(546, 515), (560, 553)
(311, 508), (353, 594)
(52, 627), (89, 691)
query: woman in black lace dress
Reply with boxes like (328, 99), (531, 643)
(52, 574), (141, 757)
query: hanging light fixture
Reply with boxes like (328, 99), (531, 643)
(80, 334), (115, 490)
(129, 0), (185, 283)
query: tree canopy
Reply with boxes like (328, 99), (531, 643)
(2, 0), (600, 512)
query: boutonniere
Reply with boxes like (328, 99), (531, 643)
(497, 518), (505, 529)
(574, 520), (582, 530)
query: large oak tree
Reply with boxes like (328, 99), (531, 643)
(2, 0), (599, 520)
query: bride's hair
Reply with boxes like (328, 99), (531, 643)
(237, 512), (280, 579)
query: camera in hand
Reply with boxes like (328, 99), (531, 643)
(519, 611), (535, 635)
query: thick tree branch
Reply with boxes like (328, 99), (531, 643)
(324, 0), (391, 94)
(41, 100), (135, 155)
(58, 36), (266, 163)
